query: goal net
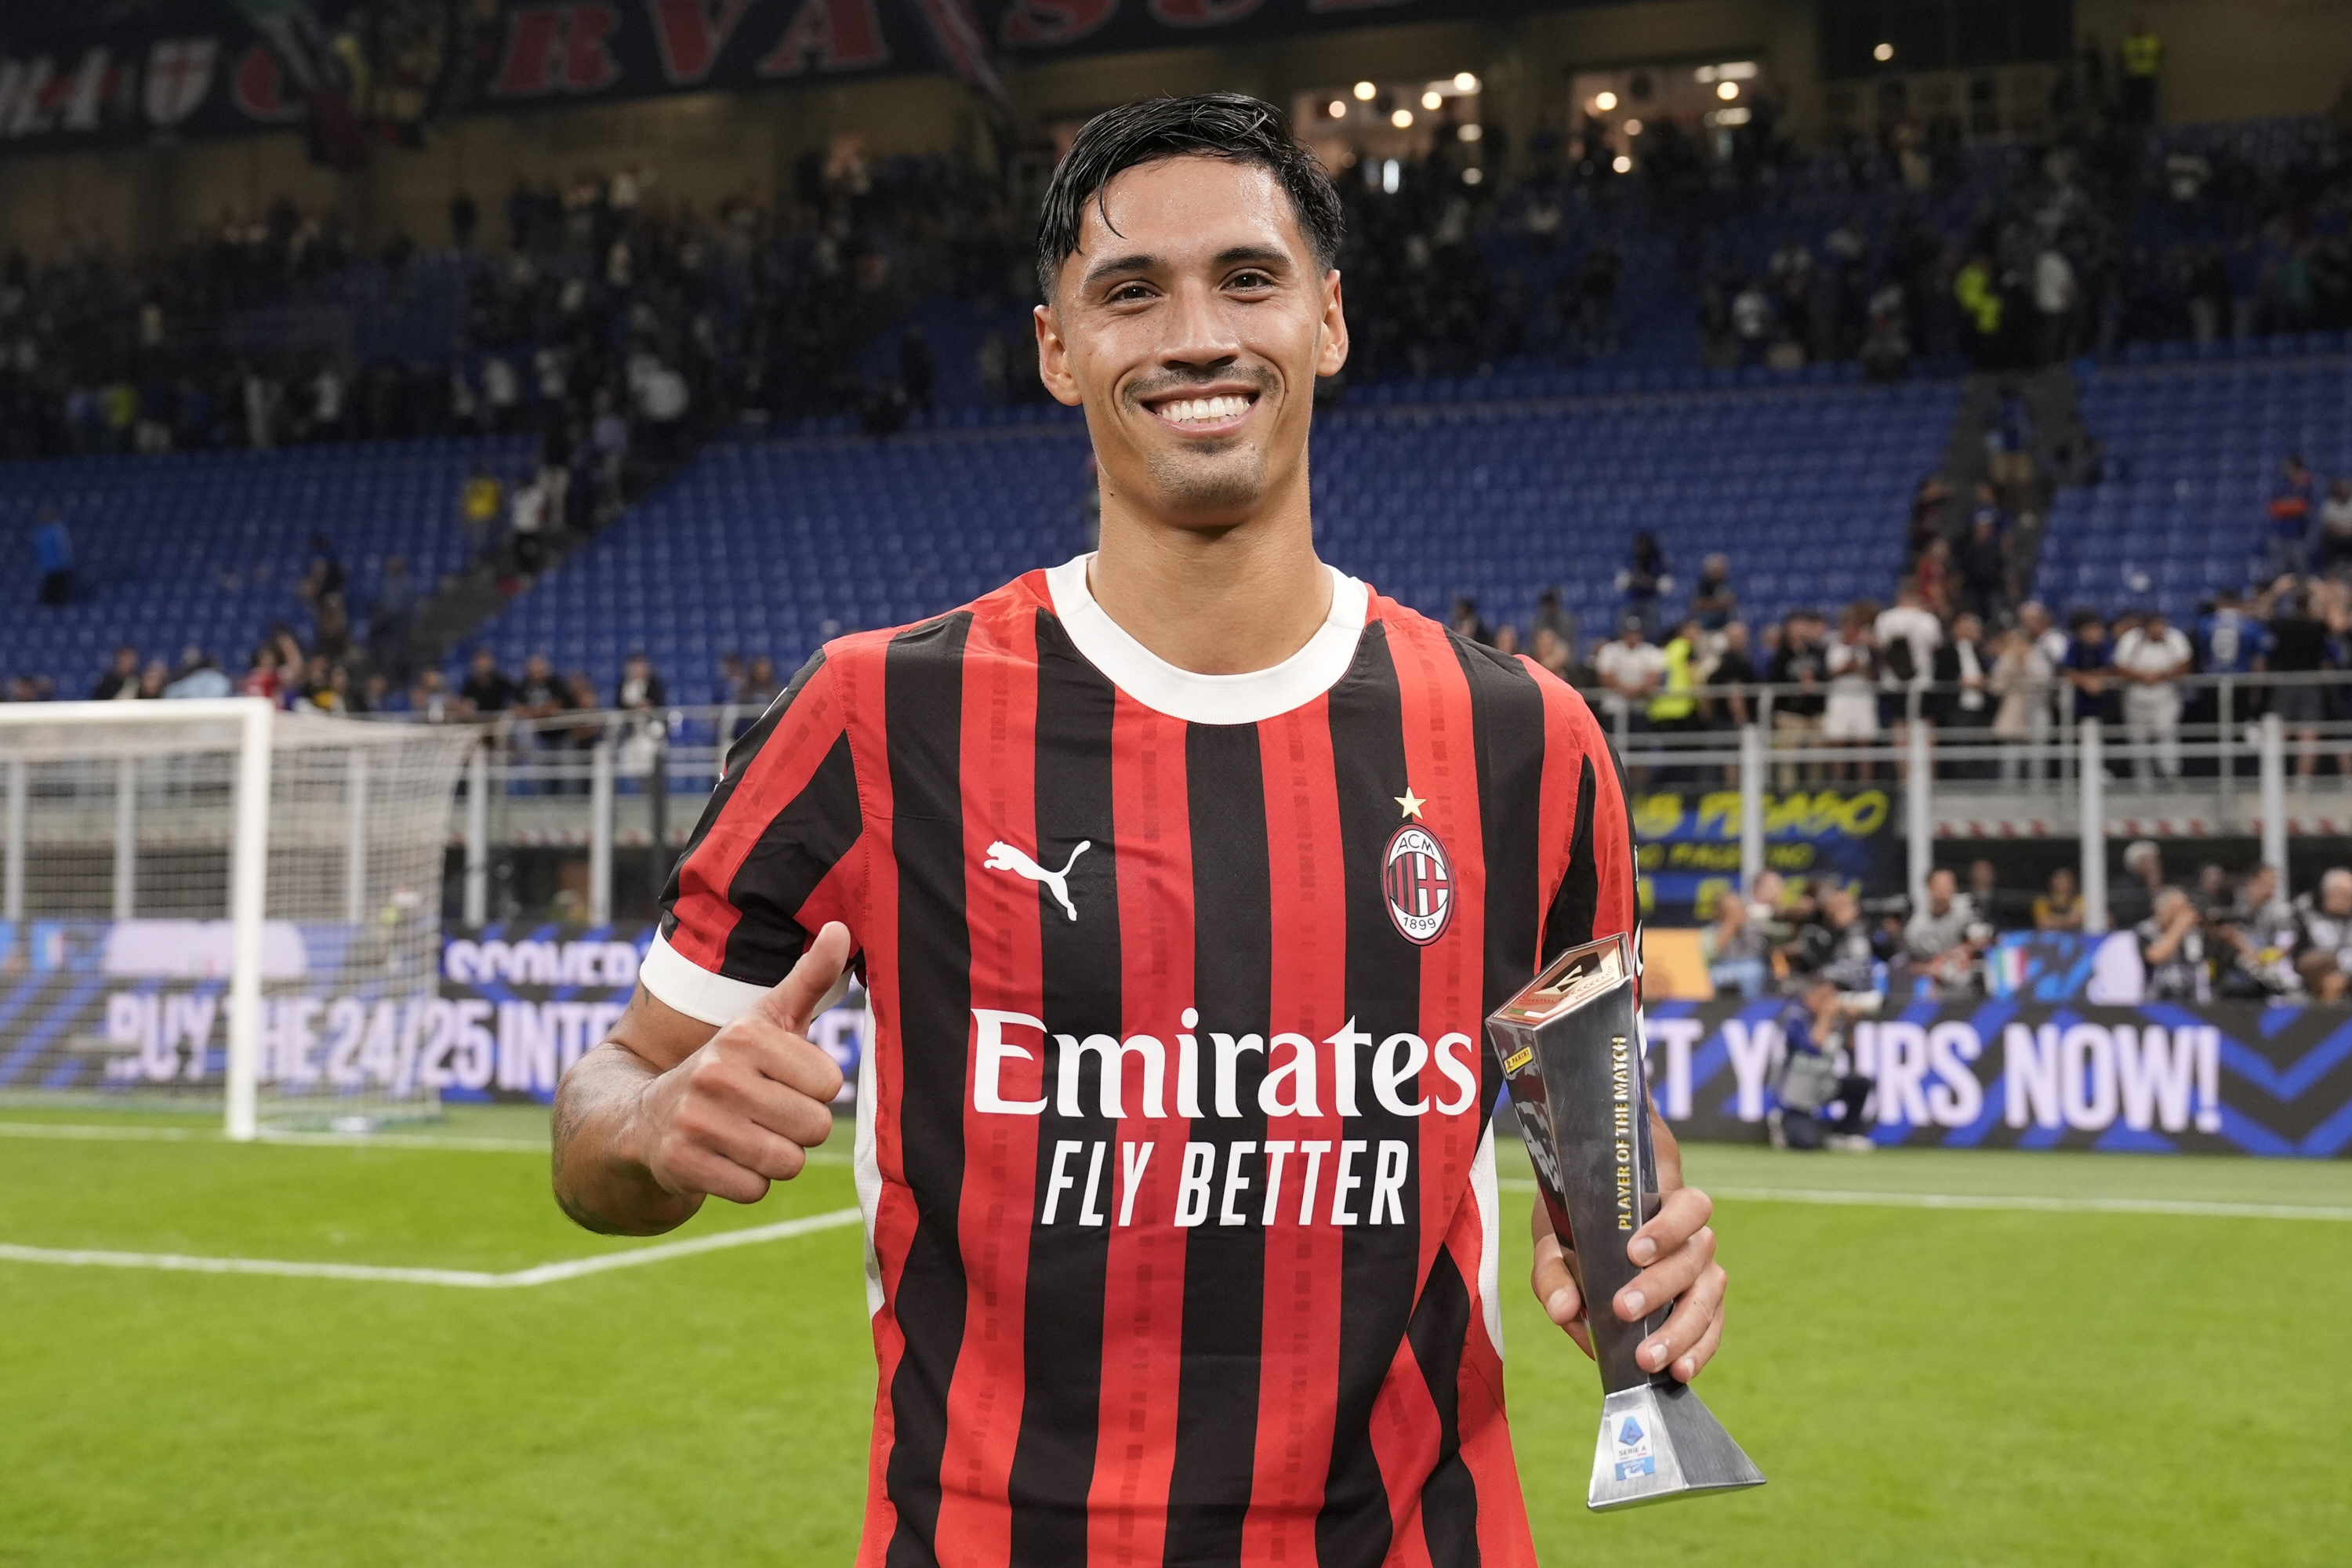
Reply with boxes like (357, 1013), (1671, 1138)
(0, 700), (477, 1137)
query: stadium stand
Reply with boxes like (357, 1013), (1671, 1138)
(462, 378), (1955, 706)
(2034, 358), (2352, 617)
(0, 436), (534, 699)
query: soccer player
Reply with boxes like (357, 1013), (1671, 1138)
(553, 93), (1728, 1565)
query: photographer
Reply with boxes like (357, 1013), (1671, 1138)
(1903, 867), (1991, 998)
(2136, 886), (2209, 1002)
(1767, 975), (1878, 1154)
(1787, 884), (1886, 995)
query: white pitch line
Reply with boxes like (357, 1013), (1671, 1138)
(0, 1122), (858, 1163)
(0, 1207), (865, 1288)
(1497, 1177), (2352, 1221)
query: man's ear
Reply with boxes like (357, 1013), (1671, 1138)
(1034, 303), (1084, 408)
(1316, 270), (1351, 379)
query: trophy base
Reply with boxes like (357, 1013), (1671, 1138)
(1587, 1381), (1767, 1512)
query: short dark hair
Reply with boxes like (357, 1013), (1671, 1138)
(1034, 93), (1344, 301)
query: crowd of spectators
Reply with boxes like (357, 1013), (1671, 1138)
(0, 142), (1018, 468)
(1446, 451), (2352, 789)
(1711, 841), (2352, 1011)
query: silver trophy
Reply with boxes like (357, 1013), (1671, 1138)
(1486, 933), (1766, 1511)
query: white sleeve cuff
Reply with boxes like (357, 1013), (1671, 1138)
(640, 927), (856, 1026)
(640, 928), (776, 1025)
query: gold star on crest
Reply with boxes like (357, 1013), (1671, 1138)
(1395, 786), (1427, 820)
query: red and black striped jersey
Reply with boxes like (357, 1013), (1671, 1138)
(646, 555), (1636, 1568)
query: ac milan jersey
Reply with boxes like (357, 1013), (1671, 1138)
(644, 555), (1636, 1568)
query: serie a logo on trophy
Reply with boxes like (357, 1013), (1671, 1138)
(1486, 932), (1766, 1510)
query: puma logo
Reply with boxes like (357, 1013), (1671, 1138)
(985, 840), (1091, 923)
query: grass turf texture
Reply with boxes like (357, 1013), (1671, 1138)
(2, 1112), (2347, 1566)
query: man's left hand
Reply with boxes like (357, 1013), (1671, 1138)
(1529, 1185), (1726, 1384)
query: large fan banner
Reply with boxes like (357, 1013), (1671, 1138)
(0, 0), (1563, 154)
(1642, 996), (2352, 1158)
(0, 920), (866, 1111)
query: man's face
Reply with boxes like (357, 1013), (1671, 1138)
(2326, 878), (2352, 917)
(1929, 870), (1955, 912)
(473, 652), (494, 675)
(1037, 157), (1347, 531)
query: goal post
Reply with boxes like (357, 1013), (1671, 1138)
(0, 699), (477, 1138)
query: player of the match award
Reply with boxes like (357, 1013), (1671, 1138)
(1486, 933), (1766, 1511)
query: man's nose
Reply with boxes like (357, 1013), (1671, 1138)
(1157, 279), (1240, 368)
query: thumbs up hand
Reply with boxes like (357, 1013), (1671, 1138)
(633, 921), (855, 1206)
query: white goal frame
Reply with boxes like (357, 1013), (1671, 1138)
(2, 699), (274, 1139)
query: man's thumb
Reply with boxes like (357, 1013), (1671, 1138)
(752, 921), (855, 1035)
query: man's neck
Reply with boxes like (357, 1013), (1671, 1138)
(1086, 499), (1330, 677)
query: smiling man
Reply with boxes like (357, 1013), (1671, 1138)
(551, 94), (1727, 1566)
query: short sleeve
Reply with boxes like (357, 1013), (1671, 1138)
(1530, 666), (1639, 967)
(644, 650), (865, 1025)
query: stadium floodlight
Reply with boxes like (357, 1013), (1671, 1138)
(1874, 42), (1895, 61)
(0, 700), (475, 1139)
(1352, 80), (1376, 101)
(1392, 108), (1414, 129)
(1454, 72), (1479, 92)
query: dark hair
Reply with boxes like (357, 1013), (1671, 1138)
(1034, 93), (1344, 301)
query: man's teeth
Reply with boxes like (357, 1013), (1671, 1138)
(1158, 394), (1250, 425)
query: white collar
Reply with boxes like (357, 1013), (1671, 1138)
(1043, 552), (1368, 726)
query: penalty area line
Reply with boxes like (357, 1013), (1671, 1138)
(0, 1207), (865, 1289)
(1496, 1178), (2352, 1222)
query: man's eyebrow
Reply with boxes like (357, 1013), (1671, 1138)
(1213, 245), (1292, 271)
(1079, 252), (1158, 292)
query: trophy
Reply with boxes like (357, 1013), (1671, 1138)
(1486, 932), (1765, 1511)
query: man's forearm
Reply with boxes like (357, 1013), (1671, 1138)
(552, 1041), (702, 1236)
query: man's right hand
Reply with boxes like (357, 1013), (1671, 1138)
(626, 921), (853, 1206)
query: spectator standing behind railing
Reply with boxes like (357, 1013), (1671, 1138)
(1989, 622), (2054, 782)
(2195, 587), (2268, 734)
(1593, 617), (1663, 735)
(1823, 604), (1882, 780)
(1929, 613), (1991, 775)
(2263, 591), (2332, 786)
(459, 648), (514, 716)
(1704, 622), (1759, 731)
(1768, 609), (1828, 786)
(2113, 608), (2192, 782)
(2061, 610), (2117, 728)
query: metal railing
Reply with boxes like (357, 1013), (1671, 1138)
(366, 671), (2352, 927)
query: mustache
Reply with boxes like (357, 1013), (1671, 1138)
(1124, 365), (1274, 405)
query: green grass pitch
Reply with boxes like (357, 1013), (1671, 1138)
(2, 1106), (2347, 1566)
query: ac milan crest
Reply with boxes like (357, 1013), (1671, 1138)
(1383, 822), (1454, 946)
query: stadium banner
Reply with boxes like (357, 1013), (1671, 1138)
(0, 0), (1581, 154)
(1642, 997), (2352, 1159)
(1632, 786), (1906, 925)
(0, 2), (463, 158)
(0, 920), (865, 1109)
